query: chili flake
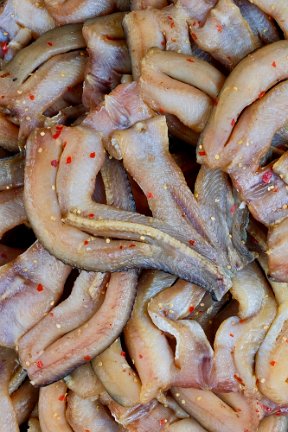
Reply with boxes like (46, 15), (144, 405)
(189, 306), (195, 313)
(129, 243), (136, 248)
(229, 333), (234, 337)
(36, 360), (43, 369)
(198, 151), (206, 156)
(52, 125), (64, 140)
(37, 284), (44, 292)
(270, 360), (276, 366)
(84, 240), (89, 246)
(51, 160), (58, 168)
(186, 58), (194, 63)
(231, 118), (236, 127)
(29, 94), (35, 101)
(58, 394), (66, 401)
(139, 354), (143, 359)
(188, 240), (195, 246)
(147, 192), (154, 199)
(84, 355), (92, 361)
(272, 61), (277, 68)
(0, 72), (10, 78)
(121, 351), (126, 357)
(230, 204), (237, 215)
(234, 374), (244, 384)
(161, 40), (165, 46)
(258, 91), (266, 99)
(89, 152), (96, 158)
(167, 16), (175, 28)
(1, 41), (8, 56)
(47, 41), (53, 46)
(191, 32), (197, 40)
(66, 156), (72, 164)
(262, 171), (273, 184)
(88, 213), (94, 218)
(159, 419), (167, 426)
(213, 98), (218, 106)
(216, 24), (223, 32)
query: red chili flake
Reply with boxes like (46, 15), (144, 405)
(51, 160), (58, 168)
(230, 204), (237, 215)
(158, 107), (165, 114)
(52, 125), (63, 140)
(189, 306), (195, 313)
(188, 240), (195, 246)
(1, 41), (8, 56)
(198, 151), (206, 156)
(36, 360), (43, 369)
(261, 404), (272, 413)
(84, 240), (89, 246)
(231, 118), (236, 127)
(139, 354), (143, 359)
(272, 61), (277, 68)
(234, 374), (244, 384)
(161, 40), (165, 46)
(270, 360), (276, 366)
(186, 58), (194, 63)
(213, 98), (218, 106)
(47, 41), (53, 46)
(29, 94), (35, 101)
(84, 355), (92, 361)
(273, 187), (279, 193)
(191, 32), (197, 40)
(235, 408), (242, 412)
(216, 24), (223, 32)
(119, 245), (123, 250)
(37, 284), (44, 292)
(89, 152), (96, 158)
(262, 170), (273, 184)
(58, 394), (66, 401)
(239, 319), (245, 323)
(121, 351), (126, 357)
(88, 213), (94, 218)
(147, 192), (154, 199)
(258, 91), (266, 99)
(84, 429), (91, 432)
(229, 333), (234, 337)
(66, 156), (72, 164)
(0, 72), (10, 78)
(129, 244), (136, 248)
(167, 15), (175, 28)
(159, 419), (166, 426)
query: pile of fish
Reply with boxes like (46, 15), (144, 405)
(0, 0), (287, 431)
